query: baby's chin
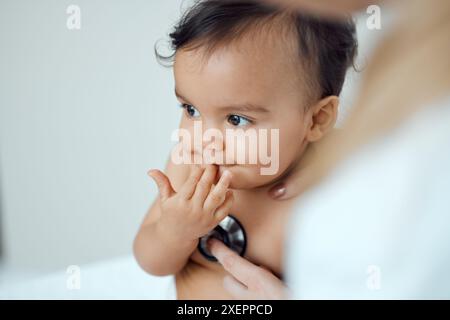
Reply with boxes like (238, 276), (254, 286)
(217, 165), (281, 190)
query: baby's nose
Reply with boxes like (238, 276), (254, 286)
(192, 124), (225, 161)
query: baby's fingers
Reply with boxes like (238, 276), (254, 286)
(203, 170), (232, 212)
(212, 190), (234, 224)
(147, 169), (175, 202)
(192, 165), (218, 205)
(178, 166), (204, 199)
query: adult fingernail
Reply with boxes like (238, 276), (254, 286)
(269, 183), (286, 199)
(207, 237), (216, 248)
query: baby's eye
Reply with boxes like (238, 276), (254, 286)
(181, 103), (201, 118)
(227, 114), (252, 127)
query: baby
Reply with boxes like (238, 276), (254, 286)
(134, 0), (357, 299)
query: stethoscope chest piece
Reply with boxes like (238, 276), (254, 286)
(198, 214), (246, 262)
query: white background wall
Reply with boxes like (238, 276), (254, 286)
(0, 0), (186, 275)
(0, 0), (386, 279)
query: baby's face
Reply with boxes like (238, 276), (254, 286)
(173, 39), (314, 189)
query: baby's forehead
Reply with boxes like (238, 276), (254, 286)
(174, 41), (310, 114)
(174, 28), (307, 88)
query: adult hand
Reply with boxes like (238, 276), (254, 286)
(208, 238), (289, 299)
(263, 0), (368, 17)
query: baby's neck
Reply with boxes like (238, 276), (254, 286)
(235, 141), (313, 197)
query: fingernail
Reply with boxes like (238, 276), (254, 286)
(207, 238), (216, 249)
(269, 183), (286, 199)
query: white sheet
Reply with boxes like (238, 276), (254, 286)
(0, 255), (176, 300)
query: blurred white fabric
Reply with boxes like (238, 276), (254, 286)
(286, 97), (450, 299)
(0, 255), (176, 299)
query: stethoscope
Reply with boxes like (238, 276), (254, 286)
(198, 214), (247, 262)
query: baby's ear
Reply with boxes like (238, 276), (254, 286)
(306, 95), (339, 142)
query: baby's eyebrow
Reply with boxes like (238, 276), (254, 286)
(175, 89), (270, 113)
(217, 104), (270, 114)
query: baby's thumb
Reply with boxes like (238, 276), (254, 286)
(147, 169), (175, 201)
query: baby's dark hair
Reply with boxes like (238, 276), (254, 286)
(157, 0), (357, 102)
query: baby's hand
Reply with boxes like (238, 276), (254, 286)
(148, 165), (233, 243)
